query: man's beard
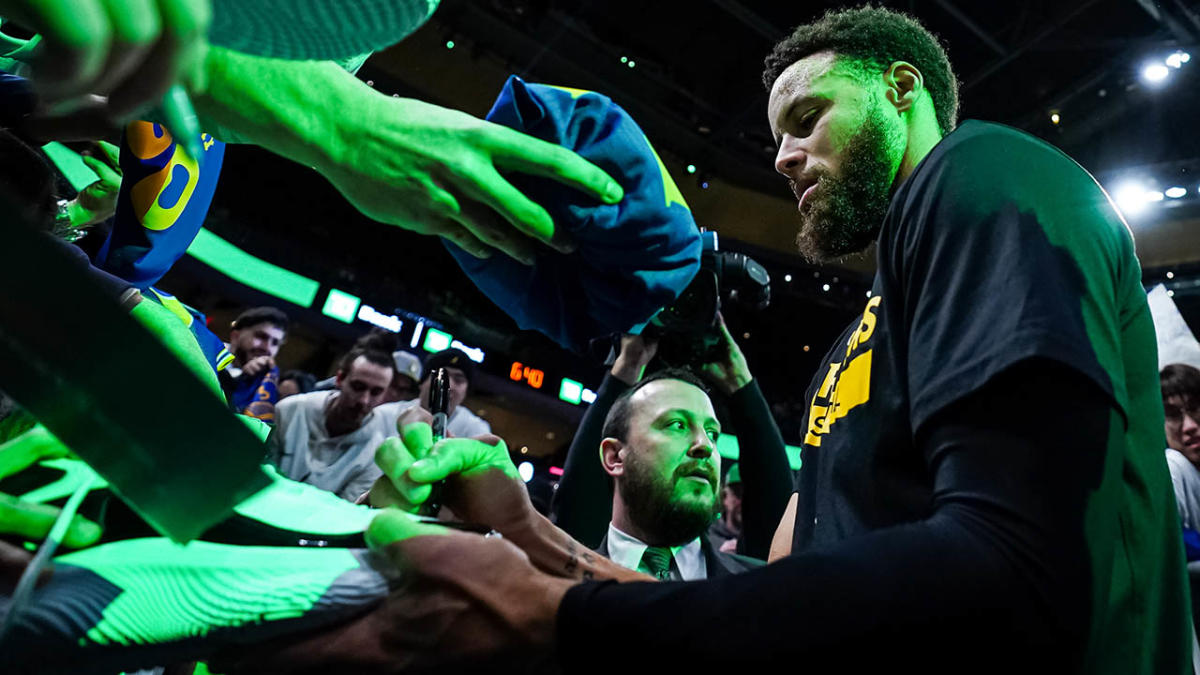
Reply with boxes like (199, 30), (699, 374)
(618, 457), (719, 546)
(794, 108), (899, 263)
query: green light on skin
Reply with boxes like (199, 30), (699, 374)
(559, 378), (583, 404)
(186, 228), (321, 307)
(423, 327), (453, 352)
(321, 288), (361, 323)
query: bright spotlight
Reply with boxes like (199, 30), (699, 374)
(1166, 186), (1187, 199)
(1112, 184), (1150, 215)
(1167, 51), (1190, 68)
(1145, 190), (1165, 202)
(518, 461), (534, 483)
(1143, 63), (1170, 83)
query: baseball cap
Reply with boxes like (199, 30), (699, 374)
(392, 350), (422, 384)
(423, 348), (474, 383)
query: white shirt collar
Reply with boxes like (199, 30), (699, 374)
(606, 522), (708, 581)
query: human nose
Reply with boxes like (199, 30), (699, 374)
(687, 430), (714, 458)
(774, 134), (807, 178)
(1183, 412), (1200, 434)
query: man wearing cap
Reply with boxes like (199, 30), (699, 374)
(219, 306), (288, 423)
(379, 348), (491, 439)
(383, 350), (422, 404)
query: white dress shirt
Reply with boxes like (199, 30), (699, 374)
(606, 522), (708, 581)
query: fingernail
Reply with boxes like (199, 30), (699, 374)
(604, 182), (624, 204)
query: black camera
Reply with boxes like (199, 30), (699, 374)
(643, 231), (770, 366)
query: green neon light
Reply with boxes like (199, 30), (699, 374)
(423, 328), (452, 352)
(559, 378), (583, 404)
(716, 434), (802, 470)
(186, 228), (320, 307)
(322, 288), (361, 323)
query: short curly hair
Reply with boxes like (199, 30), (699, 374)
(763, 5), (959, 136)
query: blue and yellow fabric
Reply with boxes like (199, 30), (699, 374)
(444, 76), (702, 352)
(143, 287), (234, 375)
(94, 121), (226, 289)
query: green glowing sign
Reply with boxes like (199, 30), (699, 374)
(716, 434), (803, 470)
(423, 327), (452, 352)
(321, 288), (361, 323)
(558, 378), (583, 404)
(185, 228), (321, 307)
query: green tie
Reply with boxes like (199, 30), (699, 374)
(641, 546), (674, 581)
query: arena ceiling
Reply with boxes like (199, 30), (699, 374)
(364, 0), (1200, 272)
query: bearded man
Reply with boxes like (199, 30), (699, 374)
(596, 369), (760, 579)
(214, 7), (1193, 675)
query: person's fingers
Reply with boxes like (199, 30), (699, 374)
(365, 507), (447, 550)
(408, 437), (511, 483)
(452, 165), (557, 250)
(81, 153), (122, 186)
(16, 0), (112, 103)
(0, 426), (71, 479)
(95, 140), (122, 170)
(61, 512), (104, 548)
(448, 195), (539, 265)
(105, 0), (210, 119)
(0, 494), (101, 546)
(436, 219), (495, 260)
(374, 438), (430, 509)
(397, 406), (433, 432)
(399, 419), (434, 460)
(85, 0), (161, 99)
(487, 126), (624, 205)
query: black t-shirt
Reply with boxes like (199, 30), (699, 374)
(791, 120), (1189, 672)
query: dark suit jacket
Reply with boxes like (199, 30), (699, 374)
(596, 529), (763, 578)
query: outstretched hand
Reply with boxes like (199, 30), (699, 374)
(369, 405), (532, 537)
(698, 312), (753, 395)
(316, 96), (625, 265)
(0, 425), (100, 548)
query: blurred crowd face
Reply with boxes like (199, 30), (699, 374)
(278, 378), (302, 400)
(616, 379), (722, 545)
(768, 51), (906, 262)
(722, 485), (743, 533)
(329, 356), (393, 430)
(229, 321), (285, 367)
(384, 374), (419, 404)
(419, 366), (469, 414)
(1165, 395), (1200, 467)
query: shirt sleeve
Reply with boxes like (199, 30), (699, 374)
(890, 132), (1130, 432)
(724, 380), (792, 559)
(557, 360), (1106, 672)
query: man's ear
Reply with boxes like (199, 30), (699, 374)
(335, 370), (345, 387)
(600, 438), (626, 477)
(883, 61), (923, 114)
